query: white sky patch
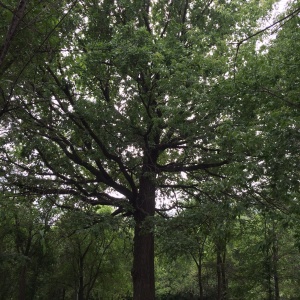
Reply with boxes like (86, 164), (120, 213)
(181, 172), (188, 179)
(256, 0), (291, 51)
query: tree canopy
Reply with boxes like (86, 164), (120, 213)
(1, 0), (299, 299)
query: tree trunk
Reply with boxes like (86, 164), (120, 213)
(18, 265), (27, 300)
(132, 219), (155, 300)
(132, 167), (156, 300)
(216, 241), (227, 300)
(194, 239), (206, 300)
(78, 255), (84, 300)
(62, 288), (66, 300)
(217, 250), (222, 300)
(272, 227), (280, 300)
(198, 262), (204, 300)
(273, 260), (280, 300)
(221, 250), (227, 300)
(264, 217), (273, 300)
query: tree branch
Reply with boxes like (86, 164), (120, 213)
(233, 6), (300, 78)
(0, 0), (28, 68)
(157, 159), (229, 173)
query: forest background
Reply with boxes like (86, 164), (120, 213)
(0, 0), (300, 299)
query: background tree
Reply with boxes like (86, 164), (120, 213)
(156, 197), (238, 300)
(0, 195), (133, 300)
(0, 195), (54, 300)
(44, 207), (133, 300)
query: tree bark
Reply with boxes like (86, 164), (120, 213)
(216, 241), (227, 300)
(132, 164), (156, 300)
(0, 0), (28, 68)
(192, 239), (206, 300)
(221, 250), (227, 300)
(78, 256), (84, 300)
(217, 250), (222, 300)
(272, 227), (280, 300)
(198, 262), (204, 300)
(18, 265), (27, 300)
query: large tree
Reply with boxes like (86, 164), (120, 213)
(0, 0), (282, 298)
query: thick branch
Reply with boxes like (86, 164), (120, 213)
(77, 116), (137, 195)
(181, 0), (189, 25)
(35, 68), (137, 197)
(0, 0), (28, 68)
(143, 0), (152, 33)
(38, 130), (133, 199)
(160, 0), (173, 38)
(14, 180), (127, 208)
(157, 159), (229, 173)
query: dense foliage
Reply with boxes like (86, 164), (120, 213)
(0, 0), (299, 299)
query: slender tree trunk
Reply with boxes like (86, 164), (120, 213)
(221, 250), (227, 300)
(217, 250), (222, 300)
(268, 275), (272, 300)
(273, 262), (280, 300)
(62, 288), (66, 300)
(193, 239), (206, 300)
(198, 262), (204, 300)
(216, 241), (227, 300)
(78, 256), (84, 300)
(18, 265), (27, 300)
(132, 164), (156, 300)
(272, 226), (280, 300)
(16, 225), (32, 300)
(264, 217), (273, 300)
